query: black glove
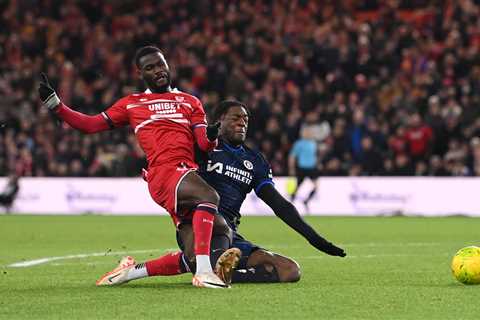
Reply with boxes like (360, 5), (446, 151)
(309, 238), (346, 257)
(206, 122), (221, 141)
(38, 73), (61, 110)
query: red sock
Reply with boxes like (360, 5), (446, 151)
(192, 203), (216, 255)
(145, 251), (185, 276)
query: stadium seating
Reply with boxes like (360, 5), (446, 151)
(1, 0), (479, 177)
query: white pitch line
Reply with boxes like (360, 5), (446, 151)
(14, 252), (451, 268)
(5, 242), (446, 268)
(7, 248), (176, 268)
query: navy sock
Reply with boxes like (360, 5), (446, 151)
(232, 264), (280, 283)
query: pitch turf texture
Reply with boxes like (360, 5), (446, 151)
(1, 215), (479, 320)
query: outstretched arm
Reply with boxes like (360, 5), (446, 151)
(38, 73), (110, 134)
(257, 183), (346, 257)
(55, 104), (110, 133)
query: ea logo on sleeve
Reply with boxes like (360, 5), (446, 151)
(243, 160), (253, 170)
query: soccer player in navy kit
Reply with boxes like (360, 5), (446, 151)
(89, 99), (346, 286)
(179, 100), (346, 283)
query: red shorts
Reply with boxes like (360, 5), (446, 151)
(146, 161), (198, 226)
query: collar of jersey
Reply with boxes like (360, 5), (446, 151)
(144, 88), (180, 94)
(221, 140), (244, 153)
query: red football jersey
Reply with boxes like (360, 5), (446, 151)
(103, 90), (207, 167)
(405, 125), (433, 156)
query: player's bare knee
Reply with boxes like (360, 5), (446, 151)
(276, 258), (301, 282)
(282, 262), (301, 282)
(193, 188), (219, 207)
(206, 188), (220, 205)
(204, 183), (220, 205)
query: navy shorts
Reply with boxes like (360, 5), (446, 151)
(232, 232), (262, 269)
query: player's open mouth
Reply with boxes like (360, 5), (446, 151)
(154, 74), (168, 83)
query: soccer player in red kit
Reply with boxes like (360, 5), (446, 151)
(38, 46), (237, 289)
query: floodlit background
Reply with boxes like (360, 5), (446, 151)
(2, 0), (480, 178)
(2, 0), (480, 215)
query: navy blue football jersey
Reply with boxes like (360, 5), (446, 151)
(197, 140), (274, 230)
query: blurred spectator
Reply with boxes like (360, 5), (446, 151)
(324, 158), (347, 176)
(380, 158), (395, 176)
(468, 137), (480, 175)
(0, 174), (19, 213)
(404, 112), (433, 163)
(392, 154), (415, 176)
(358, 136), (384, 175)
(388, 126), (408, 157)
(0, 0), (479, 177)
(415, 161), (428, 176)
(348, 110), (368, 162)
(428, 155), (449, 176)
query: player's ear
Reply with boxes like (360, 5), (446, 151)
(219, 116), (227, 130)
(137, 68), (143, 80)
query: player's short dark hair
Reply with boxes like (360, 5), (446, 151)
(212, 100), (250, 123)
(134, 46), (164, 68)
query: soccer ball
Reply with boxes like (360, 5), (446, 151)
(451, 246), (480, 285)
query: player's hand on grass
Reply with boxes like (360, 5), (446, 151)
(38, 73), (61, 110)
(310, 238), (346, 257)
(206, 122), (221, 141)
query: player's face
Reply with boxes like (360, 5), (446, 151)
(138, 52), (171, 93)
(220, 106), (249, 146)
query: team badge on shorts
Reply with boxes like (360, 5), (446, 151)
(243, 160), (253, 170)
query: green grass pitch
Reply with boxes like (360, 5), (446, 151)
(1, 215), (479, 319)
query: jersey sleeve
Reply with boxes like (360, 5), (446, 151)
(103, 97), (129, 128)
(189, 96), (208, 129)
(289, 141), (300, 158)
(252, 153), (275, 195)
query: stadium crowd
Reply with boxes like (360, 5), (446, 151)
(1, 0), (480, 177)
